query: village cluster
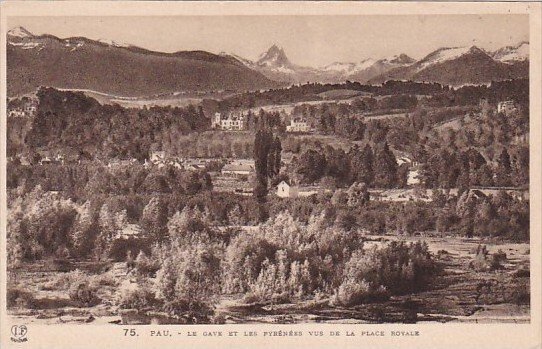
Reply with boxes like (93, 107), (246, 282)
(7, 95), (525, 204)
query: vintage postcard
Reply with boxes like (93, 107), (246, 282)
(0, 1), (541, 349)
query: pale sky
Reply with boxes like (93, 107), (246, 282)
(9, 15), (529, 67)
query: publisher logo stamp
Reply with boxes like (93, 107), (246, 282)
(11, 325), (28, 343)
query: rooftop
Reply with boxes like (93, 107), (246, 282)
(222, 164), (253, 172)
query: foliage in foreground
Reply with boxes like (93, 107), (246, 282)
(114, 210), (441, 321)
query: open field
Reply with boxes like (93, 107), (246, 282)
(317, 89), (372, 100)
(7, 236), (529, 325)
(432, 116), (464, 131)
(58, 88), (238, 108)
(364, 112), (409, 121)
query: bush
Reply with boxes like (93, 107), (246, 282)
(135, 251), (159, 276)
(211, 314), (226, 324)
(509, 281), (530, 305)
(90, 272), (118, 287)
(69, 281), (99, 306)
(108, 238), (152, 262)
(162, 299), (214, 323)
(345, 241), (438, 297)
(513, 268), (530, 278)
(436, 249), (452, 261)
(43, 259), (76, 272)
(491, 250), (507, 270)
(471, 247), (508, 271)
(330, 242), (438, 307)
(469, 244), (492, 271)
(333, 279), (389, 306)
(241, 292), (262, 304)
(45, 269), (87, 290)
(154, 245), (221, 321)
(117, 281), (157, 310)
(7, 288), (36, 309)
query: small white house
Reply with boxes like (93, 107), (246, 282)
(407, 168), (421, 186)
(497, 100), (517, 115)
(277, 181), (299, 198)
(276, 181), (326, 198)
(118, 224), (143, 240)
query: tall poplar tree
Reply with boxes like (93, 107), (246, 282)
(373, 142), (398, 188)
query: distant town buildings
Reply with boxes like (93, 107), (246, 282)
(369, 188), (436, 203)
(38, 152), (65, 165)
(212, 112), (247, 131)
(107, 158), (138, 168)
(213, 159), (254, 196)
(147, 151), (210, 170)
(497, 100), (517, 115)
(286, 118), (311, 133)
(221, 159), (254, 176)
(8, 98), (38, 118)
(149, 150), (166, 164)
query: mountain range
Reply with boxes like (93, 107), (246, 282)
(224, 43), (528, 86)
(6, 27), (278, 97)
(221, 45), (419, 84)
(7, 26), (530, 97)
(367, 45), (529, 85)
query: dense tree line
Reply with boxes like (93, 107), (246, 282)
(289, 142), (404, 189)
(7, 162), (212, 201)
(217, 79), (527, 111)
(218, 81), (448, 110)
(419, 146), (528, 189)
(423, 79), (529, 109)
(16, 88), (208, 161)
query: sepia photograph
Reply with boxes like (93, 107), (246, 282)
(0, 2), (541, 348)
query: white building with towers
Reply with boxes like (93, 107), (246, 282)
(212, 112), (247, 131)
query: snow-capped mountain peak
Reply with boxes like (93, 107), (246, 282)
(321, 59), (377, 75)
(7, 27), (42, 50)
(385, 53), (416, 65)
(97, 38), (131, 48)
(7, 26), (34, 39)
(492, 41), (529, 63)
(416, 46), (488, 71)
(322, 62), (356, 72)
